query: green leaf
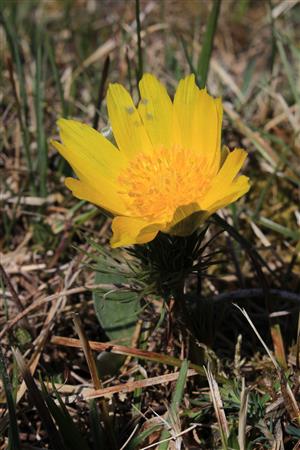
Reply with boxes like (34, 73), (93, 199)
(88, 241), (144, 377)
(197, 0), (221, 88)
(93, 257), (142, 376)
(227, 428), (240, 450)
(126, 423), (163, 450)
(257, 216), (300, 241)
(14, 327), (32, 346)
(286, 424), (300, 439)
(180, 35), (198, 83)
(94, 288), (141, 343)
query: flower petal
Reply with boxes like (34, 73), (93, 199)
(201, 176), (250, 214)
(138, 74), (173, 148)
(111, 216), (160, 248)
(200, 148), (248, 210)
(173, 74), (222, 173)
(52, 139), (117, 187)
(107, 83), (153, 158)
(55, 119), (126, 179)
(52, 140), (128, 215)
(212, 148), (247, 184)
(220, 145), (230, 168)
(65, 177), (127, 216)
(165, 203), (208, 236)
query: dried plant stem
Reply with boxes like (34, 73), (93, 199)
(0, 283), (107, 339)
(205, 365), (229, 449)
(51, 335), (227, 382)
(86, 368), (197, 400)
(72, 314), (117, 450)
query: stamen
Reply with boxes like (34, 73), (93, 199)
(118, 146), (212, 221)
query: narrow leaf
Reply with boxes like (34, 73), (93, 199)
(158, 360), (189, 450)
(41, 381), (91, 450)
(34, 26), (48, 197)
(0, 346), (21, 450)
(135, 0), (143, 84)
(12, 348), (66, 450)
(197, 0), (221, 88)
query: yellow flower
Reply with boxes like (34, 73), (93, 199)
(51, 74), (250, 248)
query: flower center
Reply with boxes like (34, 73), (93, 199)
(118, 146), (212, 221)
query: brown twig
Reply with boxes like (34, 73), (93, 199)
(85, 369), (198, 399)
(72, 314), (117, 450)
(51, 335), (226, 381)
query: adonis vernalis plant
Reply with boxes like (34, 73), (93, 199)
(51, 74), (249, 248)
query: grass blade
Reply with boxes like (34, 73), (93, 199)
(12, 348), (67, 450)
(213, 214), (271, 290)
(0, 346), (21, 450)
(1, 13), (34, 187)
(41, 380), (91, 450)
(197, 0), (221, 88)
(135, 0), (143, 84)
(205, 365), (229, 450)
(180, 34), (198, 81)
(89, 400), (106, 450)
(157, 359), (189, 450)
(34, 26), (48, 197)
(45, 34), (68, 118)
(126, 423), (162, 450)
(92, 55), (110, 130)
(257, 216), (300, 241)
(276, 32), (300, 107)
